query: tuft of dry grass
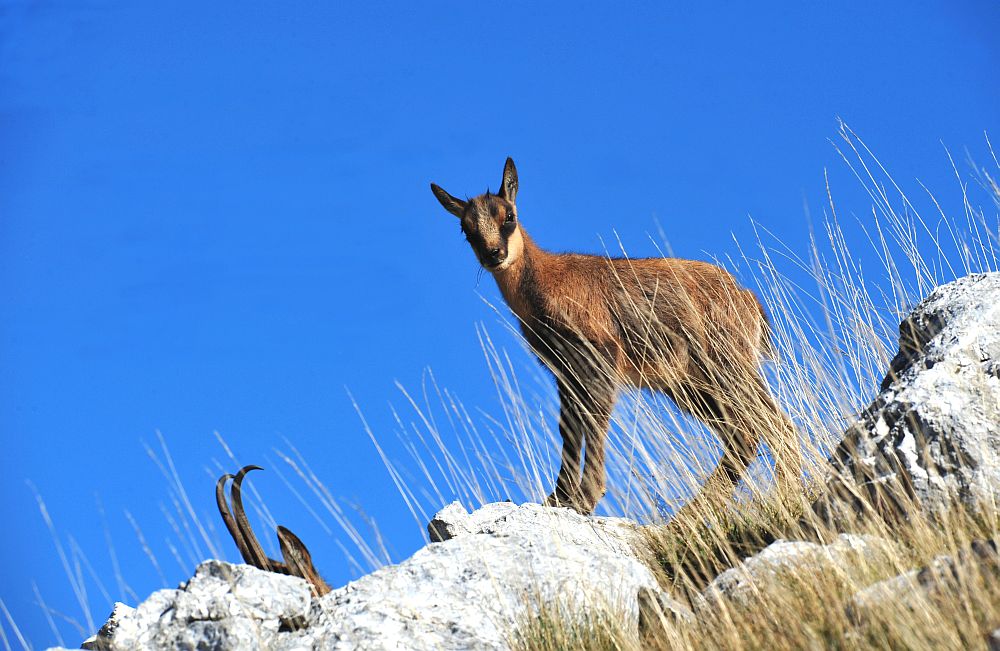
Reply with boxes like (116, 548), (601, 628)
(512, 603), (636, 651)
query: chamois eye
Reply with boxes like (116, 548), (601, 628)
(504, 212), (515, 223)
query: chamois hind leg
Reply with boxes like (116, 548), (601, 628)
(670, 368), (801, 525)
(743, 372), (802, 500)
(670, 388), (762, 524)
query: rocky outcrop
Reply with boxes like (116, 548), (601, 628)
(818, 273), (1000, 522)
(74, 502), (674, 651)
(79, 563), (313, 650)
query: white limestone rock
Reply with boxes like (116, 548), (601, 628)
(71, 502), (671, 651)
(847, 538), (999, 623)
(79, 560), (313, 651)
(820, 273), (1000, 520)
(695, 534), (895, 613)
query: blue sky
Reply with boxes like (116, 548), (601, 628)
(2, 1), (998, 646)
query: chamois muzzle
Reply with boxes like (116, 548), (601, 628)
(485, 247), (505, 267)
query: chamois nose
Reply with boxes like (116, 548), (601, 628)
(485, 247), (505, 267)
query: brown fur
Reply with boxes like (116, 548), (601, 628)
(431, 159), (800, 516)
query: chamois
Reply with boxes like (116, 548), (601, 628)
(431, 158), (800, 516)
(216, 465), (330, 596)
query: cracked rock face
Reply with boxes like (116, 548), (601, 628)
(821, 273), (1000, 520)
(74, 502), (669, 651)
(80, 561), (313, 650)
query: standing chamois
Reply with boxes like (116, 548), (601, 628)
(431, 158), (800, 516)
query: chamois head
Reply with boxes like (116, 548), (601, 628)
(430, 157), (524, 271)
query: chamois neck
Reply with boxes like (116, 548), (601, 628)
(490, 227), (547, 311)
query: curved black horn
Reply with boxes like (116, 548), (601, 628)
(230, 465), (274, 571)
(215, 473), (242, 554)
(216, 464), (329, 596)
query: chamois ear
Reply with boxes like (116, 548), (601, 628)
(430, 183), (467, 218)
(499, 157), (518, 203)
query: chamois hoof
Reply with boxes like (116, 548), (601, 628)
(543, 492), (579, 510)
(574, 487), (607, 516)
(543, 492), (597, 515)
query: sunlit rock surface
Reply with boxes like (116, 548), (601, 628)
(693, 534), (896, 613)
(819, 273), (1000, 521)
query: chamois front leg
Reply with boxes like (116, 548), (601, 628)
(545, 368), (618, 515)
(544, 377), (585, 510)
(578, 378), (617, 515)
